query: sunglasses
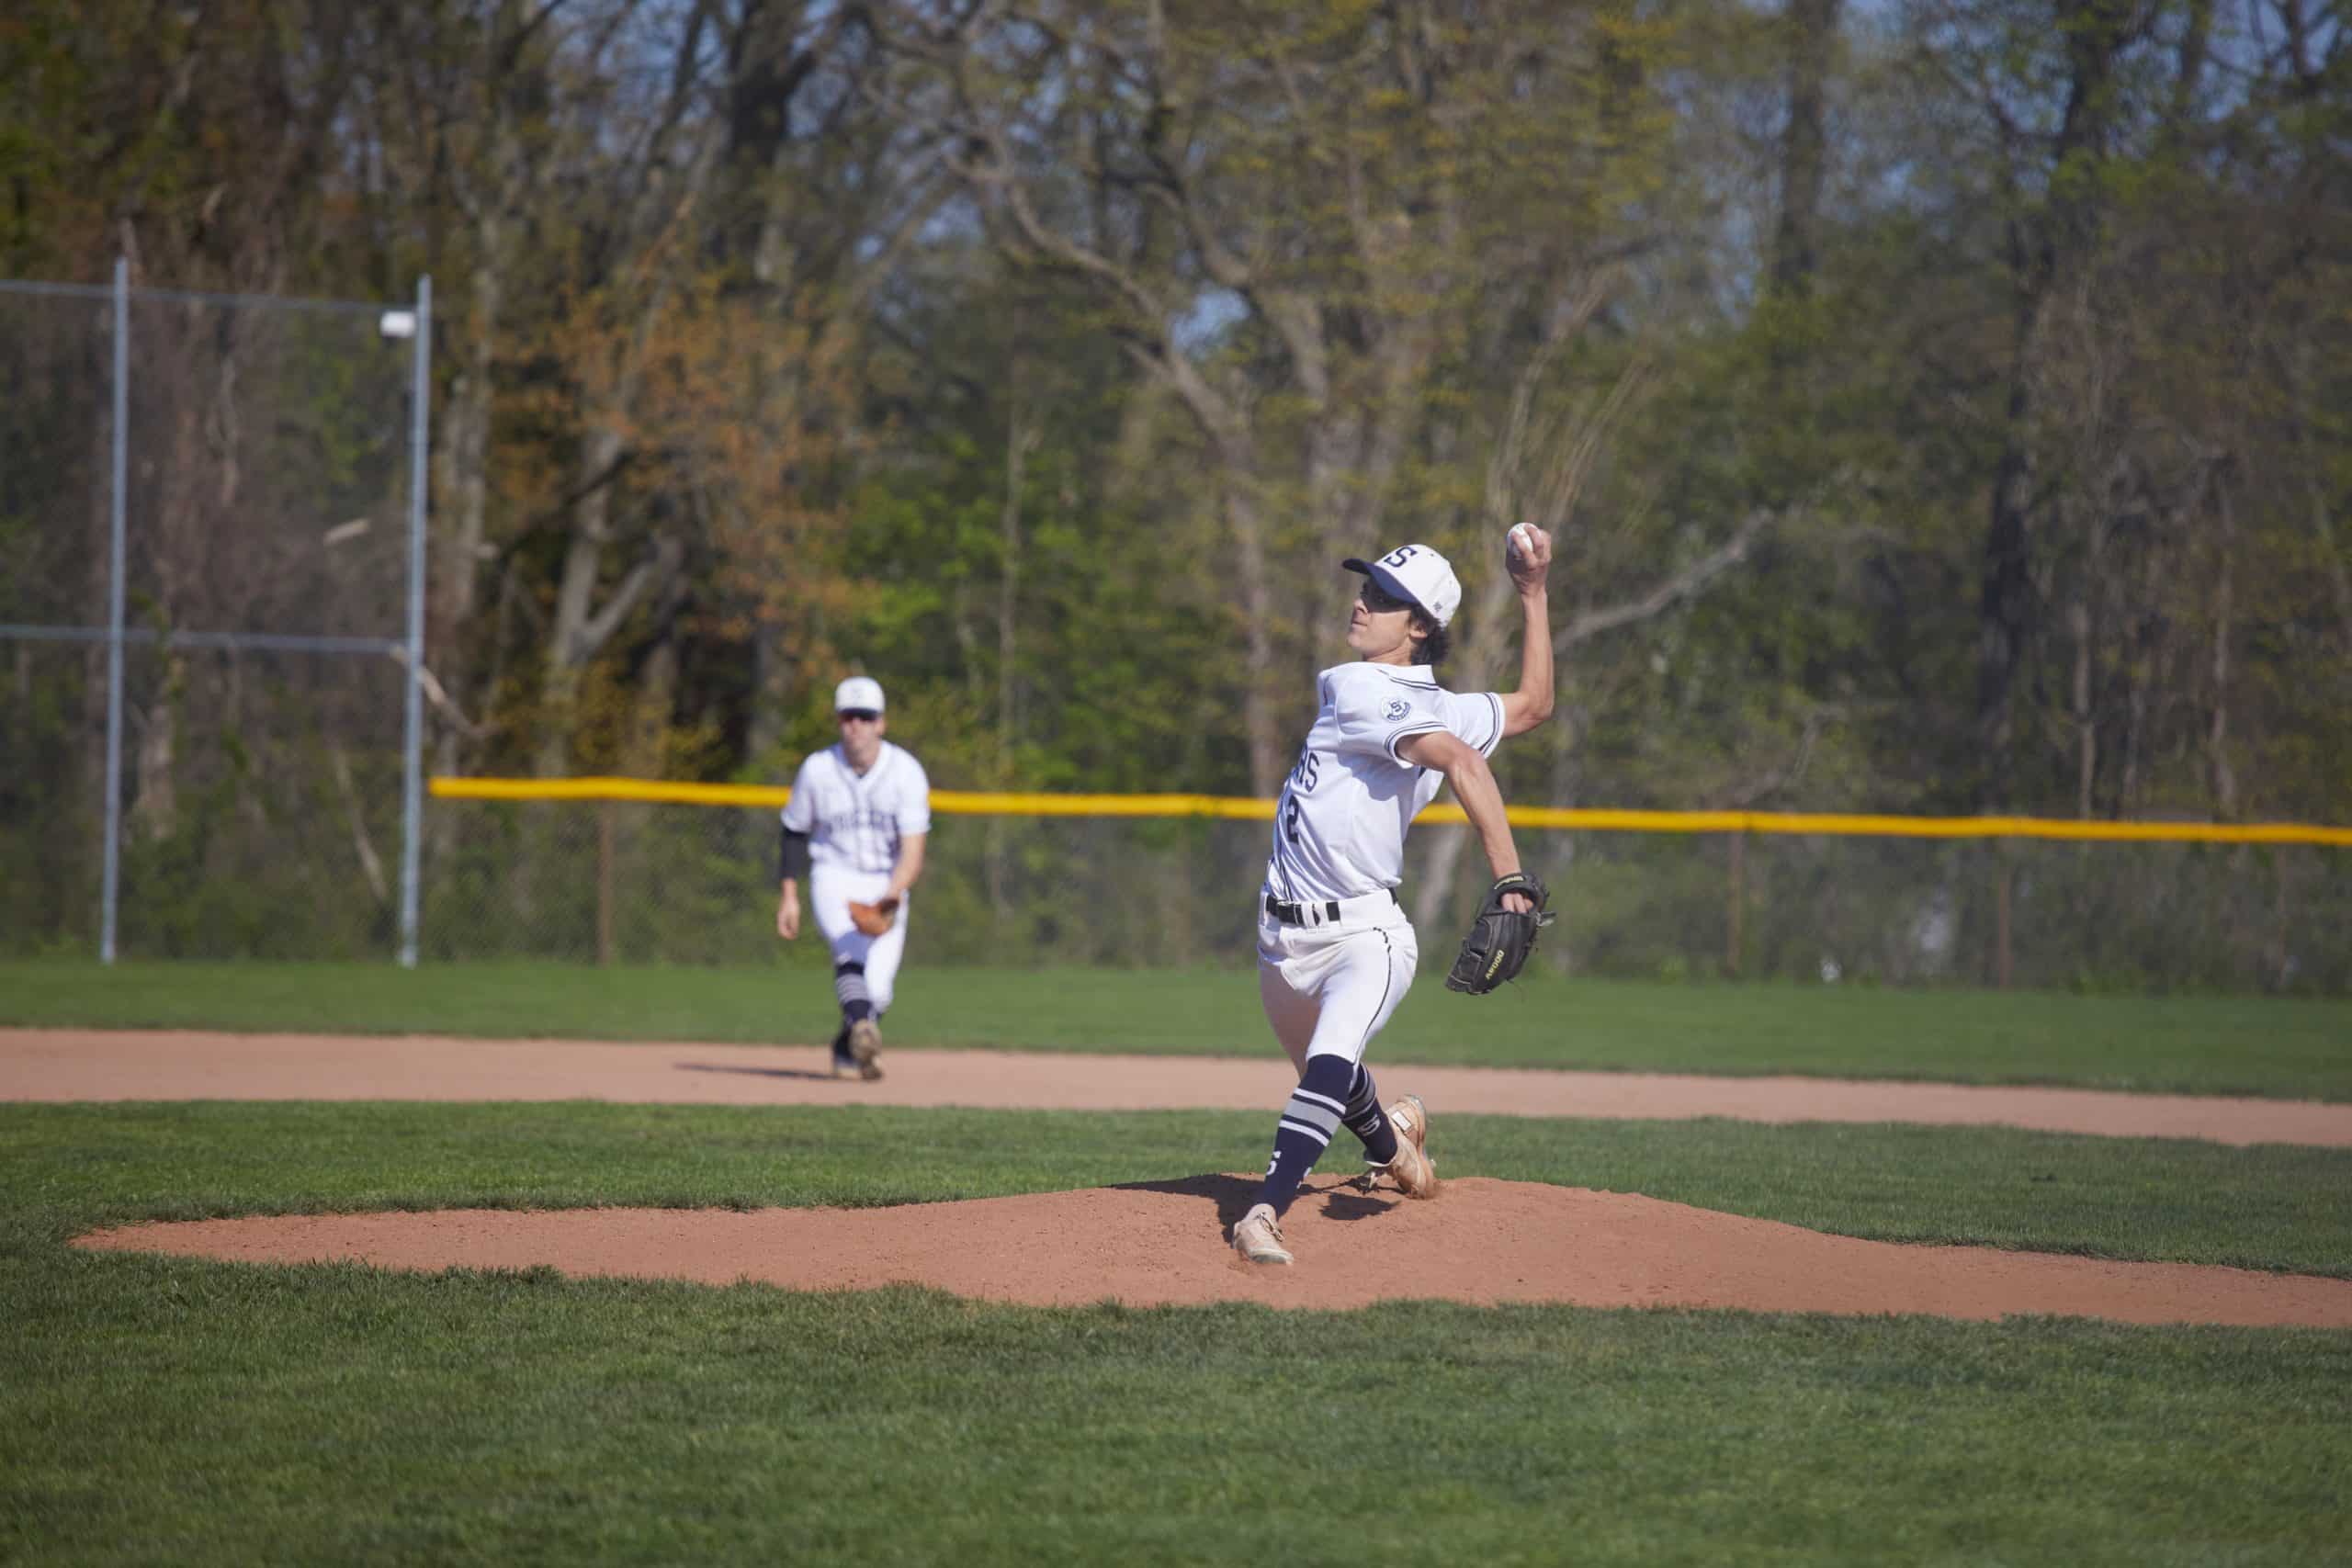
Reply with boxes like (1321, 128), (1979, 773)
(1358, 580), (1412, 615)
(837, 709), (881, 724)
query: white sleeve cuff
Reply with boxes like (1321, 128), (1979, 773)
(1385, 722), (1445, 767)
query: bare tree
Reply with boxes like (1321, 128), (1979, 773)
(879, 0), (1692, 794)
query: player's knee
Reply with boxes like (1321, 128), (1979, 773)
(1304, 1038), (1367, 1071)
(1295, 1052), (1355, 1099)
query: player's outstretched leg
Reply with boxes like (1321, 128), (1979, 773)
(1232, 1054), (1355, 1264)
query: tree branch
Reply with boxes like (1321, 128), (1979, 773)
(576, 534), (688, 662)
(388, 647), (492, 740)
(1561, 507), (1777, 649)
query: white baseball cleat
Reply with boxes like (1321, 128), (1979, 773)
(1367, 1093), (1439, 1199)
(847, 1018), (884, 1082)
(1230, 1201), (1295, 1265)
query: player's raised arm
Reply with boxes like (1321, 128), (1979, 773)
(1497, 523), (1555, 739)
(1395, 729), (1534, 914)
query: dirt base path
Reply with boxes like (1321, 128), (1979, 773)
(72, 1177), (2352, 1325)
(6, 1029), (2349, 1145)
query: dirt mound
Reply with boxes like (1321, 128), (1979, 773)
(73, 1177), (2352, 1325)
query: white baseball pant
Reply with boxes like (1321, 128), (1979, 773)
(810, 864), (910, 1012)
(1256, 893), (1419, 1073)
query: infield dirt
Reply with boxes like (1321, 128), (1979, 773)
(72, 1177), (2352, 1325)
(22, 1028), (2352, 1324)
(7, 1028), (2348, 1145)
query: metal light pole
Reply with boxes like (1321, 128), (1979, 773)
(99, 257), (128, 964)
(397, 276), (432, 968)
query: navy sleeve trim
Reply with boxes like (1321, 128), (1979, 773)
(1385, 721), (1446, 766)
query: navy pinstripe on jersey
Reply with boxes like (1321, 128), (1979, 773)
(1263, 663), (1502, 905)
(782, 741), (932, 874)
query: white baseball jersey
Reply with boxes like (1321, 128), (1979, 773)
(781, 741), (932, 874)
(1264, 662), (1504, 905)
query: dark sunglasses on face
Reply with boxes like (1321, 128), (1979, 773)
(838, 709), (881, 724)
(1359, 580), (1411, 615)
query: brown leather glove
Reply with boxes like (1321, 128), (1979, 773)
(847, 897), (900, 938)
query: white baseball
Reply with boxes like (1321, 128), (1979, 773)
(1507, 523), (1534, 565)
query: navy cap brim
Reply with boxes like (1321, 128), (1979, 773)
(1342, 556), (1428, 615)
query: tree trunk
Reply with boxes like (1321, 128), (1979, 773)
(1977, 0), (2130, 809)
(537, 306), (687, 777)
(2286, 340), (2352, 646)
(746, 622), (796, 766)
(1227, 485), (1285, 797)
(130, 659), (180, 842)
(2207, 471), (2237, 817)
(2072, 510), (2099, 817)
(998, 350), (1031, 750)
(539, 421), (628, 773)
(1975, 386), (2036, 807)
(1771, 0), (1841, 299)
(436, 232), (502, 669)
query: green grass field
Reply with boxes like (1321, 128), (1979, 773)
(6, 960), (2351, 1097)
(6, 1103), (2351, 1565)
(6, 963), (2351, 1562)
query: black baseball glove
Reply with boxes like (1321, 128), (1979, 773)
(1443, 872), (1555, 995)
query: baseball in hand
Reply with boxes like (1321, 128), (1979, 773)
(1505, 522), (1552, 586)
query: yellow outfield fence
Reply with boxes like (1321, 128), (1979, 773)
(419, 775), (2349, 988)
(427, 776), (2352, 847)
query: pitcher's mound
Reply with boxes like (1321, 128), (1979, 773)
(73, 1175), (2352, 1326)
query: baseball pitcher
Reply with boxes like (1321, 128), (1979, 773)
(1231, 525), (1556, 1264)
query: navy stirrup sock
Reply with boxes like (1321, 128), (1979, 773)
(1254, 1055), (1358, 1218)
(835, 962), (875, 1026)
(1340, 1063), (1400, 1166)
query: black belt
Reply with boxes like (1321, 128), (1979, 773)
(1264, 889), (1396, 926)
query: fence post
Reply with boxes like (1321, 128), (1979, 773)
(1995, 847), (2014, 990)
(597, 801), (616, 967)
(1725, 828), (1745, 978)
(2269, 847), (2291, 990)
(99, 255), (129, 964)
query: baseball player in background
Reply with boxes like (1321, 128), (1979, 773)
(1230, 525), (1555, 1265)
(776, 676), (933, 1081)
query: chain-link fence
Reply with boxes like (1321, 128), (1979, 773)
(6, 269), (2344, 991)
(0, 267), (428, 961)
(419, 798), (2350, 992)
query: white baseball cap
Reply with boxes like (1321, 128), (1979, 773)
(833, 675), (886, 715)
(1343, 544), (1462, 628)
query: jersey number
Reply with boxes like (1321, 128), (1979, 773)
(1281, 747), (1319, 846)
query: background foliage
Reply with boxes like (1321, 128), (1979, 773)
(1, 0), (2346, 982)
